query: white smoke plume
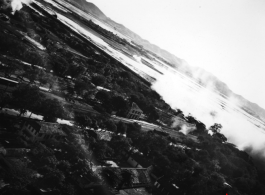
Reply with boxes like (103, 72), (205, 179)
(171, 116), (196, 135)
(179, 124), (189, 135)
(12, 0), (32, 14)
(151, 69), (265, 164)
(0, 0), (32, 14)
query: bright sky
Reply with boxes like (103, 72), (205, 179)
(88, 0), (265, 108)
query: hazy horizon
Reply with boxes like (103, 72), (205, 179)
(88, 0), (265, 109)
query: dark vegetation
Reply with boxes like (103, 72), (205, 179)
(74, 117), (265, 195)
(0, 1), (265, 195)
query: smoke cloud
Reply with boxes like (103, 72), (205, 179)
(12, 0), (32, 14)
(151, 69), (265, 167)
(179, 124), (191, 135)
(0, 0), (32, 14)
(171, 116), (196, 135)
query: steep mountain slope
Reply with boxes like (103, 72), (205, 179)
(106, 20), (184, 66)
(1, 1), (265, 194)
(66, 0), (265, 122)
(66, 0), (107, 20)
(65, 0), (182, 66)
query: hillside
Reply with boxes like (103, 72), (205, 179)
(65, 0), (183, 66)
(0, 0), (265, 195)
(70, 0), (265, 122)
(70, 0), (107, 20)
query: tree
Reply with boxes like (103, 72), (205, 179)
(95, 90), (111, 103)
(59, 183), (76, 195)
(111, 96), (129, 115)
(196, 150), (210, 162)
(0, 0), (10, 8)
(12, 84), (44, 116)
(117, 121), (127, 134)
(101, 167), (122, 188)
(116, 78), (132, 88)
(4, 158), (36, 193)
(109, 135), (131, 155)
(74, 79), (91, 96)
(234, 177), (253, 194)
(193, 164), (204, 177)
(91, 75), (106, 86)
(209, 123), (222, 134)
(57, 160), (71, 172)
(42, 169), (65, 188)
(186, 115), (198, 124)
(103, 67), (112, 77)
(40, 98), (65, 122)
(117, 169), (133, 190)
(30, 142), (54, 159)
(93, 140), (113, 159)
(64, 82), (75, 99)
(127, 122), (141, 132)
(51, 55), (69, 76)
(146, 106), (159, 121)
(119, 71), (131, 79)
(195, 122), (206, 133)
(43, 155), (59, 167)
(75, 114), (92, 128)
(67, 64), (86, 79)
(0, 59), (22, 78)
(210, 160), (221, 172)
(87, 65), (96, 73)
(38, 71), (55, 88)
(22, 66), (41, 84)
(154, 153), (170, 167)
(213, 132), (227, 143)
(127, 122), (141, 138)
(0, 93), (11, 110)
(104, 120), (117, 133)
(93, 104), (107, 114)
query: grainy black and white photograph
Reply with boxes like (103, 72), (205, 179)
(0, 0), (264, 195)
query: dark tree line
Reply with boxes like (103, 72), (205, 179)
(1, 84), (66, 122)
